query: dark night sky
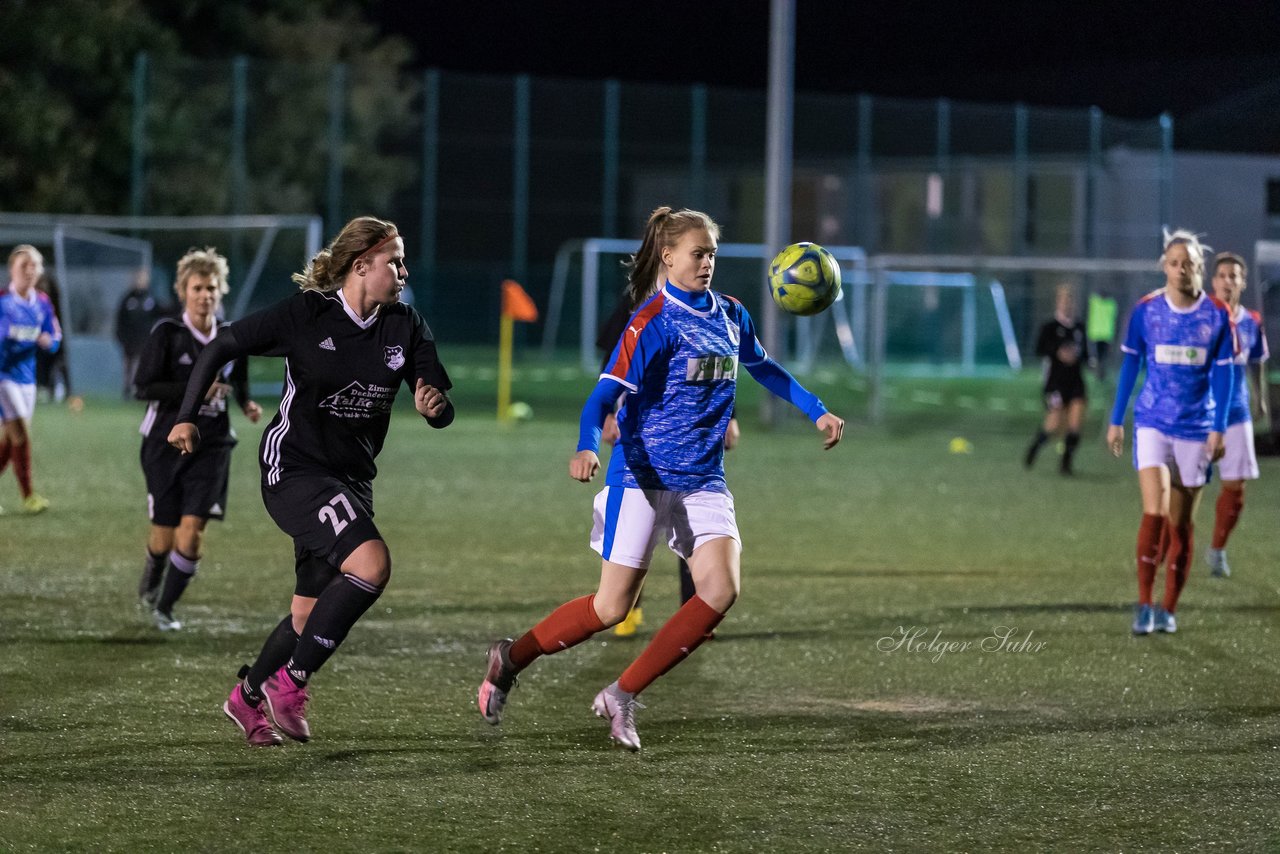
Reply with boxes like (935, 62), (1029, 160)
(378, 1), (1280, 121)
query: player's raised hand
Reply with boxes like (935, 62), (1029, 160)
(1106, 424), (1125, 457)
(570, 449), (600, 482)
(414, 378), (447, 418)
(168, 422), (200, 455)
(816, 412), (844, 450)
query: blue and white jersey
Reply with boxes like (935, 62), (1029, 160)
(1225, 306), (1269, 426)
(1121, 289), (1235, 439)
(0, 288), (62, 385)
(599, 283), (766, 492)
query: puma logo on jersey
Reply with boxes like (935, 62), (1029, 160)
(628, 325), (641, 338)
(319, 337), (336, 351)
(178, 353), (193, 365)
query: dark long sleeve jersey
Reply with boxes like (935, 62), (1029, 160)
(135, 315), (249, 448)
(176, 290), (452, 485)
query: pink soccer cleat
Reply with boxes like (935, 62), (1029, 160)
(223, 684), (283, 747)
(262, 666), (311, 742)
(478, 639), (518, 725)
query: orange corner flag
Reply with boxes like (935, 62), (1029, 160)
(502, 279), (539, 322)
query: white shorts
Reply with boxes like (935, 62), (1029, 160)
(1216, 420), (1259, 481)
(1134, 427), (1212, 488)
(0, 380), (35, 422)
(590, 486), (741, 569)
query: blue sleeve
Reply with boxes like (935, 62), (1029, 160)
(1109, 351), (1142, 426)
(1211, 361), (1233, 433)
(42, 300), (62, 355)
(744, 357), (828, 422)
(1119, 302), (1145, 357)
(734, 302), (769, 365)
(577, 378), (626, 453)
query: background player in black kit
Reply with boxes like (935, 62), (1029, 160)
(168, 216), (453, 747)
(135, 248), (262, 631)
(1025, 283), (1089, 475)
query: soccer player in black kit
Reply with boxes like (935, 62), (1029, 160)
(1025, 283), (1089, 475)
(168, 216), (453, 747)
(135, 248), (262, 631)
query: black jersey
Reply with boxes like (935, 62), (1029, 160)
(135, 315), (249, 448)
(176, 290), (452, 485)
(1035, 317), (1088, 391)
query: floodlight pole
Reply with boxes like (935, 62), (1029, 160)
(762, 0), (795, 428)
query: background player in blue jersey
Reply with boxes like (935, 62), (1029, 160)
(1204, 252), (1268, 578)
(0, 245), (62, 515)
(1024, 283), (1088, 475)
(134, 248), (262, 631)
(480, 207), (845, 750)
(1107, 230), (1235, 636)
(168, 217), (453, 747)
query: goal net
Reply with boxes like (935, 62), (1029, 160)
(0, 213), (321, 395)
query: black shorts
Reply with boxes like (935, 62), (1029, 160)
(141, 439), (232, 527)
(1043, 376), (1086, 410)
(261, 474), (381, 595)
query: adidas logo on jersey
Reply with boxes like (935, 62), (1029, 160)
(319, 337), (336, 351)
(178, 353), (193, 365)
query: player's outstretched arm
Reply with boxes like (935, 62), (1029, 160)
(816, 412), (844, 449)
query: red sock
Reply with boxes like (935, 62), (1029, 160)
(617, 595), (724, 696)
(1153, 522), (1171, 568)
(1162, 522), (1192, 613)
(508, 595), (605, 670)
(12, 440), (32, 498)
(1212, 489), (1244, 549)
(1136, 513), (1165, 605)
(0, 438), (10, 475)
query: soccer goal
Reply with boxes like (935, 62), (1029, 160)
(861, 253), (1163, 420)
(0, 213), (321, 395)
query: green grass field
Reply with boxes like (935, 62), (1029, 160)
(2, 359), (1278, 852)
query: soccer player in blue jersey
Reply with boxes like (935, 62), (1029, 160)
(168, 217), (453, 746)
(0, 245), (62, 514)
(480, 207), (845, 750)
(1107, 230), (1235, 635)
(1204, 252), (1268, 578)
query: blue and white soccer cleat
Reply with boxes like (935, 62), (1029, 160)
(1205, 547), (1231, 579)
(1153, 607), (1178, 634)
(1131, 603), (1155, 636)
